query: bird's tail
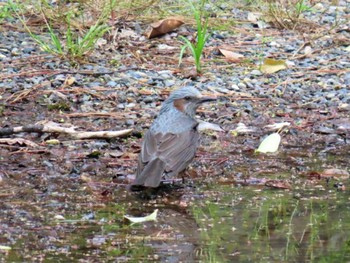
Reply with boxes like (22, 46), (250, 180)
(131, 158), (165, 188)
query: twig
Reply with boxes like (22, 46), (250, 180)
(0, 121), (133, 139)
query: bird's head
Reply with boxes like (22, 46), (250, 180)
(162, 87), (216, 118)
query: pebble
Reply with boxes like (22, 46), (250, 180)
(164, 79), (175, 87)
(231, 84), (240, 91)
(343, 72), (350, 85)
(339, 103), (350, 111)
(126, 119), (135, 126)
(117, 103), (125, 109)
(143, 96), (154, 103)
(11, 48), (20, 55)
(106, 81), (117, 87)
(326, 93), (336, 99)
(238, 82), (247, 89)
(126, 103), (136, 108)
(250, 70), (262, 76)
(216, 87), (229, 94)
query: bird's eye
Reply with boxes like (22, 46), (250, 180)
(184, 96), (191, 100)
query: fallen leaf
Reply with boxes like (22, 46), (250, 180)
(260, 58), (287, 74)
(232, 123), (255, 134)
(265, 180), (291, 189)
(45, 139), (60, 145)
(0, 245), (11, 250)
(321, 168), (349, 180)
(0, 138), (38, 147)
(157, 44), (177, 50)
(219, 49), (244, 62)
(256, 133), (281, 153)
(119, 29), (138, 39)
(124, 209), (158, 224)
(54, 215), (65, 220)
(197, 120), (224, 132)
(146, 17), (184, 38)
(264, 122), (290, 131)
(109, 150), (124, 158)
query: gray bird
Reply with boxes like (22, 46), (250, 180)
(132, 86), (216, 189)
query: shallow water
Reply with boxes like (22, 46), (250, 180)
(1, 137), (350, 262)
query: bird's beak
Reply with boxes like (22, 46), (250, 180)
(199, 95), (217, 103)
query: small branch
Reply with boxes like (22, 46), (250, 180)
(0, 121), (133, 139)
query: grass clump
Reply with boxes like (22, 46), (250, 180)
(265, 0), (317, 30)
(9, 0), (113, 62)
(179, 0), (209, 74)
(0, 1), (21, 22)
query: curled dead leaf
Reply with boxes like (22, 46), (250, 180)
(0, 138), (38, 147)
(197, 120), (224, 132)
(146, 17), (184, 39)
(219, 49), (244, 62)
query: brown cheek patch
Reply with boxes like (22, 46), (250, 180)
(173, 98), (185, 112)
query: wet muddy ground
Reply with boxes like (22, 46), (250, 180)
(1, 0), (350, 262)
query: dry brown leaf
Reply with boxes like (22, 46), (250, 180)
(219, 49), (244, 62)
(146, 17), (184, 39)
(0, 138), (39, 147)
(265, 180), (292, 190)
(321, 168), (349, 180)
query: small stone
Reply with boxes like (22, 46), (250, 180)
(338, 103), (350, 111)
(216, 87), (229, 94)
(284, 45), (295, 52)
(164, 79), (175, 87)
(107, 81), (117, 87)
(143, 96), (154, 103)
(117, 103), (125, 109)
(22, 47), (36, 54)
(11, 48), (20, 55)
(314, 3), (325, 11)
(231, 84), (240, 91)
(126, 103), (136, 108)
(343, 72), (350, 85)
(250, 69), (262, 76)
(326, 93), (336, 99)
(126, 119), (135, 126)
(285, 60), (295, 67)
(238, 82), (247, 89)
(269, 41), (279, 47)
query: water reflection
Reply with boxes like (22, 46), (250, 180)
(191, 185), (350, 262)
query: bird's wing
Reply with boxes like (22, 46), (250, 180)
(139, 128), (199, 175)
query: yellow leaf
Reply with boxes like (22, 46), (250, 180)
(260, 58), (287, 74)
